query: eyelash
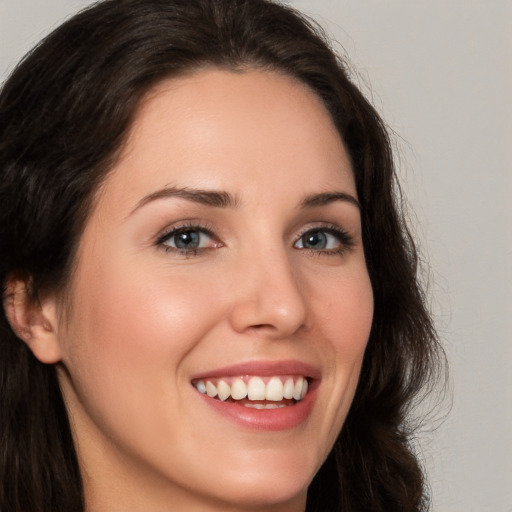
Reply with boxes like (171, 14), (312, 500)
(156, 221), (219, 257)
(156, 222), (354, 257)
(294, 224), (354, 256)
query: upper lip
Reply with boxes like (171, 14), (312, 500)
(190, 360), (321, 381)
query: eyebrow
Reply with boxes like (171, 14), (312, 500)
(300, 192), (360, 210)
(131, 186), (239, 214)
(130, 186), (359, 215)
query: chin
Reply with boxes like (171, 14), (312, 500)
(211, 479), (309, 512)
(196, 448), (317, 510)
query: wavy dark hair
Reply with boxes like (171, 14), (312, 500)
(0, 0), (444, 510)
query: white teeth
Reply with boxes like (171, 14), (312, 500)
(283, 378), (295, 399)
(300, 378), (308, 399)
(194, 375), (310, 403)
(245, 403), (265, 409)
(265, 376), (284, 401)
(196, 380), (206, 394)
(205, 381), (217, 398)
(231, 378), (248, 400)
(217, 380), (231, 401)
(247, 377), (266, 400)
(293, 377), (305, 400)
(244, 403), (287, 409)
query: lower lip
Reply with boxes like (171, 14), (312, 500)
(196, 384), (318, 431)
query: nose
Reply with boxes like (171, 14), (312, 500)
(228, 246), (307, 338)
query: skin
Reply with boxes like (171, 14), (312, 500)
(13, 69), (374, 511)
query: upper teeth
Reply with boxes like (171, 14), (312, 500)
(193, 376), (308, 402)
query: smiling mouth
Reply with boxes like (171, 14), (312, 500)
(192, 375), (309, 409)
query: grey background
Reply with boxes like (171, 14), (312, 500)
(1, 0), (511, 510)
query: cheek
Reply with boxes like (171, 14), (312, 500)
(60, 254), (223, 408)
(57, 255), (230, 470)
(310, 264), (373, 355)
(305, 264), (373, 437)
(95, 274), (205, 358)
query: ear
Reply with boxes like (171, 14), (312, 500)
(3, 276), (62, 364)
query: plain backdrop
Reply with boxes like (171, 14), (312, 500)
(1, 1), (511, 510)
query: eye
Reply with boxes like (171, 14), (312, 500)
(157, 225), (220, 254)
(294, 226), (353, 254)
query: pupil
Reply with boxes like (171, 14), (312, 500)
(304, 231), (327, 249)
(175, 230), (199, 249)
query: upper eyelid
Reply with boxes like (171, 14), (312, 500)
(156, 225), (221, 256)
(296, 222), (345, 234)
(295, 223), (353, 239)
(156, 222), (217, 245)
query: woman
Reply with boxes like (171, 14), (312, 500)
(0, 0), (444, 511)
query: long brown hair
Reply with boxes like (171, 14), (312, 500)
(0, 1), (444, 510)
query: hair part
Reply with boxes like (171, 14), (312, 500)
(0, 1), (445, 510)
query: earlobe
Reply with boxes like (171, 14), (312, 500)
(3, 277), (63, 364)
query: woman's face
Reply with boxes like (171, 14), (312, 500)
(54, 69), (373, 511)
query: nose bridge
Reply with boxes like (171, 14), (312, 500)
(228, 237), (307, 337)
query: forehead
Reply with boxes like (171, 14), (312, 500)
(97, 68), (355, 213)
